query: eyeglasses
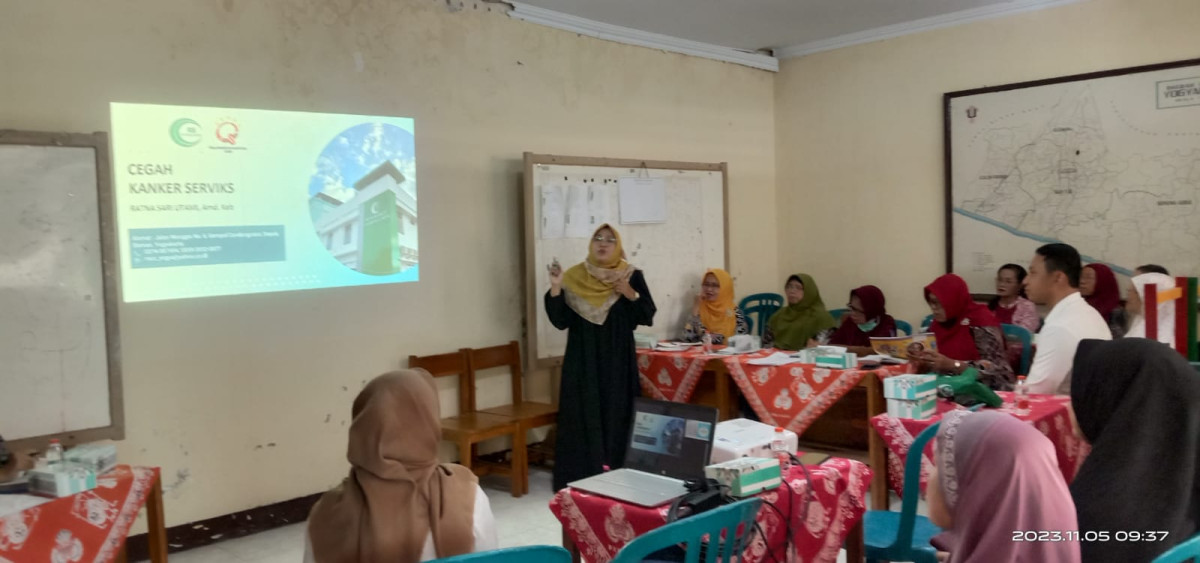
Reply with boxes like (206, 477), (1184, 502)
(845, 304), (866, 314)
(702, 282), (721, 289)
(593, 236), (618, 244)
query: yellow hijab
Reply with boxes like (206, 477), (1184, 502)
(699, 269), (738, 338)
(563, 224), (633, 325)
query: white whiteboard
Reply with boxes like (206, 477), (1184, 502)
(525, 156), (726, 366)
(0, 132), (122, 445)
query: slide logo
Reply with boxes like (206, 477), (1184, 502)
(216, 120), (239, 145)
(169, 118), (202, 147)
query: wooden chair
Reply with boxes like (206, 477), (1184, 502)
(474, 341), (557, 496)
(409, 348), (527, 497)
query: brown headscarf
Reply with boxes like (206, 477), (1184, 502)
(308, 370), (478, 563)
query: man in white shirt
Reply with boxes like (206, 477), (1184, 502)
(1023, 243), (1112, 394)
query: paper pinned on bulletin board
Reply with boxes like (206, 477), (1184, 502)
(618, 177), (668, 224)
(540, 184), (565, 239)
(588, 182), (617, 229)
(565, 183), (592, 238)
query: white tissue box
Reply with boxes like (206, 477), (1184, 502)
(65, 443), (118, 475)
(704, 457), (782, 497)
(883, 374), (937, 400)
(29, 464), (97, 498)
(886, 396), (937, 420)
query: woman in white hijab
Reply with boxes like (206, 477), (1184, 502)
(1125, 272), (1176, 346)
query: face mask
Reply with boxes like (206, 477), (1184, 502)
(857, 319), (879, 332)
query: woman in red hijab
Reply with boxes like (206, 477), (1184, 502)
(1079, 263), (1126, 338)
(829, 285), (896, 356)
(916, 274), (1015, 390)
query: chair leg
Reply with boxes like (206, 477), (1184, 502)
(458, 440), (473, 471)
(511, 425), (527, 498)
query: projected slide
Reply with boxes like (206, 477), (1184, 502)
(111, 103), (418, 302)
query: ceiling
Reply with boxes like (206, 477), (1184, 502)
(513, 0), (1077, 53)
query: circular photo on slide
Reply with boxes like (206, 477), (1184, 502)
(307, 123), (417, 276)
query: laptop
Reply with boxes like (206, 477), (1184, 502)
(569, 398), (718, 507)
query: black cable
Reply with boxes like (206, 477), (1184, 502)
(787, 452), (820, 533)
(756, 497), (791, 563)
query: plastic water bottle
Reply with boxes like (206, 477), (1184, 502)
(702, 332), (713, 354)
(771, 427), (790, 472)
(46, 439), (64, 466)
(1014, 375), (1030, 415)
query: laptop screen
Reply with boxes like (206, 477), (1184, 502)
(624, 398), (718, 480)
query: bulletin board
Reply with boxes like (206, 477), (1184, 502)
(523, 153), (728, 370)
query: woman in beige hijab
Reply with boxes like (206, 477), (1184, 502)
(305, 370), (498, 563)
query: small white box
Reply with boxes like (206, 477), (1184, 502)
(887, 396), (937, 420)
(29, 464), (97, 498)
(705, 457), (782, 497)
(710, 419), (798, 464)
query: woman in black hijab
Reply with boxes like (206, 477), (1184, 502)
(1070, 339), (1200, 562)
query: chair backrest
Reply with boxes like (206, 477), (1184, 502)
(432, 546), (573, 563)
(920, 314), (934, 333)
(737, 293), (784, 339)
(469, 341), (524, 404)
(829, 308), (848, 322)
(895, 320), (913, 336)
(1153, 533), (1200, 563)
(410, 349), (474, 413)
(611, 498), (763, 563)
(893, 421), (941, 550)
(1001, 324), (1034, 375)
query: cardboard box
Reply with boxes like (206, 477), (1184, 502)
(887, 395), (937, 420)
(705, 457), (782, 497)
(883, 374), (937, 400)
(710, 419), (798, 464)
(65, 443), (117, 475)
(815, 352), (858, 369)
(28, 464), (97, 498)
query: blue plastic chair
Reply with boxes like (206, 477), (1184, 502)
(738, 293), (784, 339)
(611, 498), (763, 563)
(919, 314), (934, 333)
(1153, 533), (1200, 562)
(829, 308), (849, 322)
(1001, 324), (1034, 375)
(432, 546), (572, 563)
(895, 320), (913, 336)
(863, 422), (942, 563)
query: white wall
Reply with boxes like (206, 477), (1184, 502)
(0, 0), (778, 527)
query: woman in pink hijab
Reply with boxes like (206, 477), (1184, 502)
(928, 410), (1080, 563)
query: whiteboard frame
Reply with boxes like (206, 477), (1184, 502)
(0, 130), (124, 451)
(522, 153), (729, 372)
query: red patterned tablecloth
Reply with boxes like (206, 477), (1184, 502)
(0, 465), (159, 563)
(870, 394), (1090, 497)
(637, 349), (910, 434)
(550, 458), (871, 563)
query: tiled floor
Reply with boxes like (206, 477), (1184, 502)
(140, 460), (924, 562)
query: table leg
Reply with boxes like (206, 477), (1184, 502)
(562, 525), (582, 563)
(845, 518), (865, 563)
(715, 365), (732, 421)
(865, 373), (890, 511)
(147, 473), (169, 563)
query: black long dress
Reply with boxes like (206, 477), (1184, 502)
(545, 269), (656, 491)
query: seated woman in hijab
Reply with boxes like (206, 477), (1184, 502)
(1070, 339), (1200, 562)
(682, 268), (748, 345)
(306, 370), (498, 563)
(827, 285), (896, 356)
(762, 273), (837, 351)
(928, 410), (1080, 563)
(1124, 272), (1176, 347)
(1080, 263), (1127, 338)
(916, 274), (1015, 390)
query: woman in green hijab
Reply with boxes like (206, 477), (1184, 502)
(763, 273), (838, 350)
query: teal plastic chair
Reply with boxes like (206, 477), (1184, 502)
(738, 293), (784, 339)
(919, 314), (934, 333)
(895, 320), (913, 336)
(1001, 324), (1034, 375)
(863, 422), (942, 563)
(1153, 533), (1200, 562)
(432, 546), (572, 563)
(830, 308), (849, 322)
(610, 498), (763, 563)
